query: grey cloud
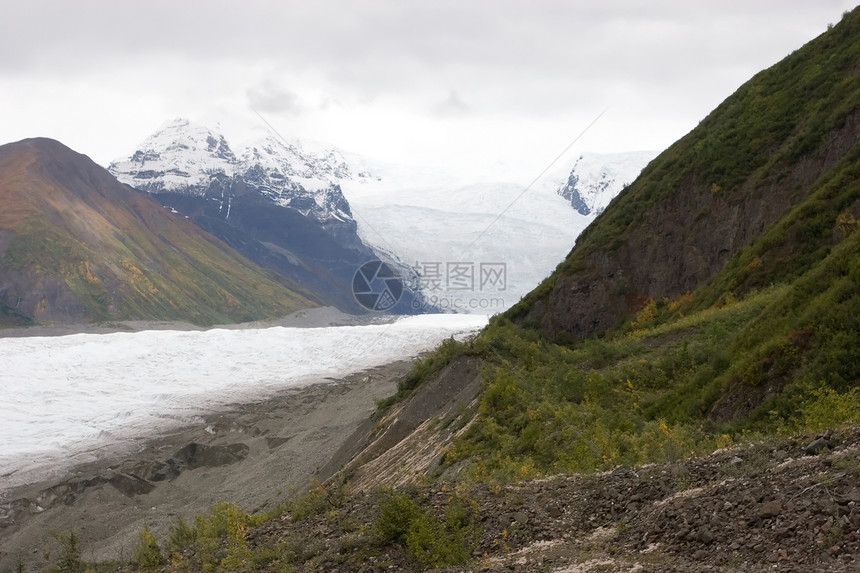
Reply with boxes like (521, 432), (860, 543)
(247, 82), (303, 115)
(4, 1), (850, 79)
(1, 0), (855, 167)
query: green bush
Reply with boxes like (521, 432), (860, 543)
(375, 491), (424, 543)
(165, 516), (197, 553)
(131, 527), (163, 570)
(374, 490), (480, 568)
(50, 531), (84, 573)
(194, 502), (253, 538)
(793, 386), (860, 432)
(282, 479), (348, 521)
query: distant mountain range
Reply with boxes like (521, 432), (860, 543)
(0, 119), (661, 326)
(109, 119), (420, 314)
(328, 153), (656, 313)
(556, 151), (657, 216)
(0, 138), (314, 326)
(110, 119), (373, 244)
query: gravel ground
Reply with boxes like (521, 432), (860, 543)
(246, 427), (860, 572)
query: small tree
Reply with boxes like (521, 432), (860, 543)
(132, 526), (164, 570)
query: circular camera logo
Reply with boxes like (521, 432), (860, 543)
(352, 261), (404, 311)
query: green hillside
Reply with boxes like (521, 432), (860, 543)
(407, 7), (860, 481)
(0, 138), (316, 326)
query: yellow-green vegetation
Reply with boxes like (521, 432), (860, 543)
(374, 489), (480, 568)
(125, 503), (263, 572)
(442, 273), (859, 482)
(131, 527), (162, 571)
(99, 482), (481, 572)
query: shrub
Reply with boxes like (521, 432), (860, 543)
(51, 531), (84, 573)
(165, 516), (197, 553)
(195, 502), (252, 538)
(131, 526), (163, 570)
(375, 491), (422, 543)
(794, 386), (860, 432)
(374, 490), (480, 568)
(284, 479), (348, 521)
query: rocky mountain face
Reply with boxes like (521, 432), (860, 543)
(109, 119), (412, 313)
(514, 10), (860, 341)
(557, 151), (656, 216)
(0, 138), (314, 326)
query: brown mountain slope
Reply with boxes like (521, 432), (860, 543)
(0, 138), (316, 326)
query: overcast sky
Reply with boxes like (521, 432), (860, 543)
(1, 1), (855, 181)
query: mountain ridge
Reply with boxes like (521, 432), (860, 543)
(511, 11), (860, 341)
(108, 119), (420, 313)
(0, 137), (315, 326)
(109, 118), (368, 234)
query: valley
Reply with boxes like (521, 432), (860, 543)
(1, 5), (859, 573)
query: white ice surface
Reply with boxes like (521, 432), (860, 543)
(0, 314), (487, 496)
(339, 167), (593, 312)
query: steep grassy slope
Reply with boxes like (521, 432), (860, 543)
(0, 138), (316, 326)
(342, 8), (860, 483)
(511, 8), (860, 341)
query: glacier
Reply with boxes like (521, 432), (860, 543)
(0, 314), (487, 496)
(109, 119), (658, 315)
(338, 164), (594, 312)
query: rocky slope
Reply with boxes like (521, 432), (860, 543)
(110, 120), (418, 313)
(244, 427), (860, 572)
(0, 137), (314, 326)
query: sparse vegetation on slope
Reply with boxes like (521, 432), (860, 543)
(427, 7), (860, 482)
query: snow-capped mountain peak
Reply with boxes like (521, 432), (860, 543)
(558, 151), (657, 216)
(109, 119), (372, 227)
(106, 118), (406, 312)
(111, 118), (238, 194)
